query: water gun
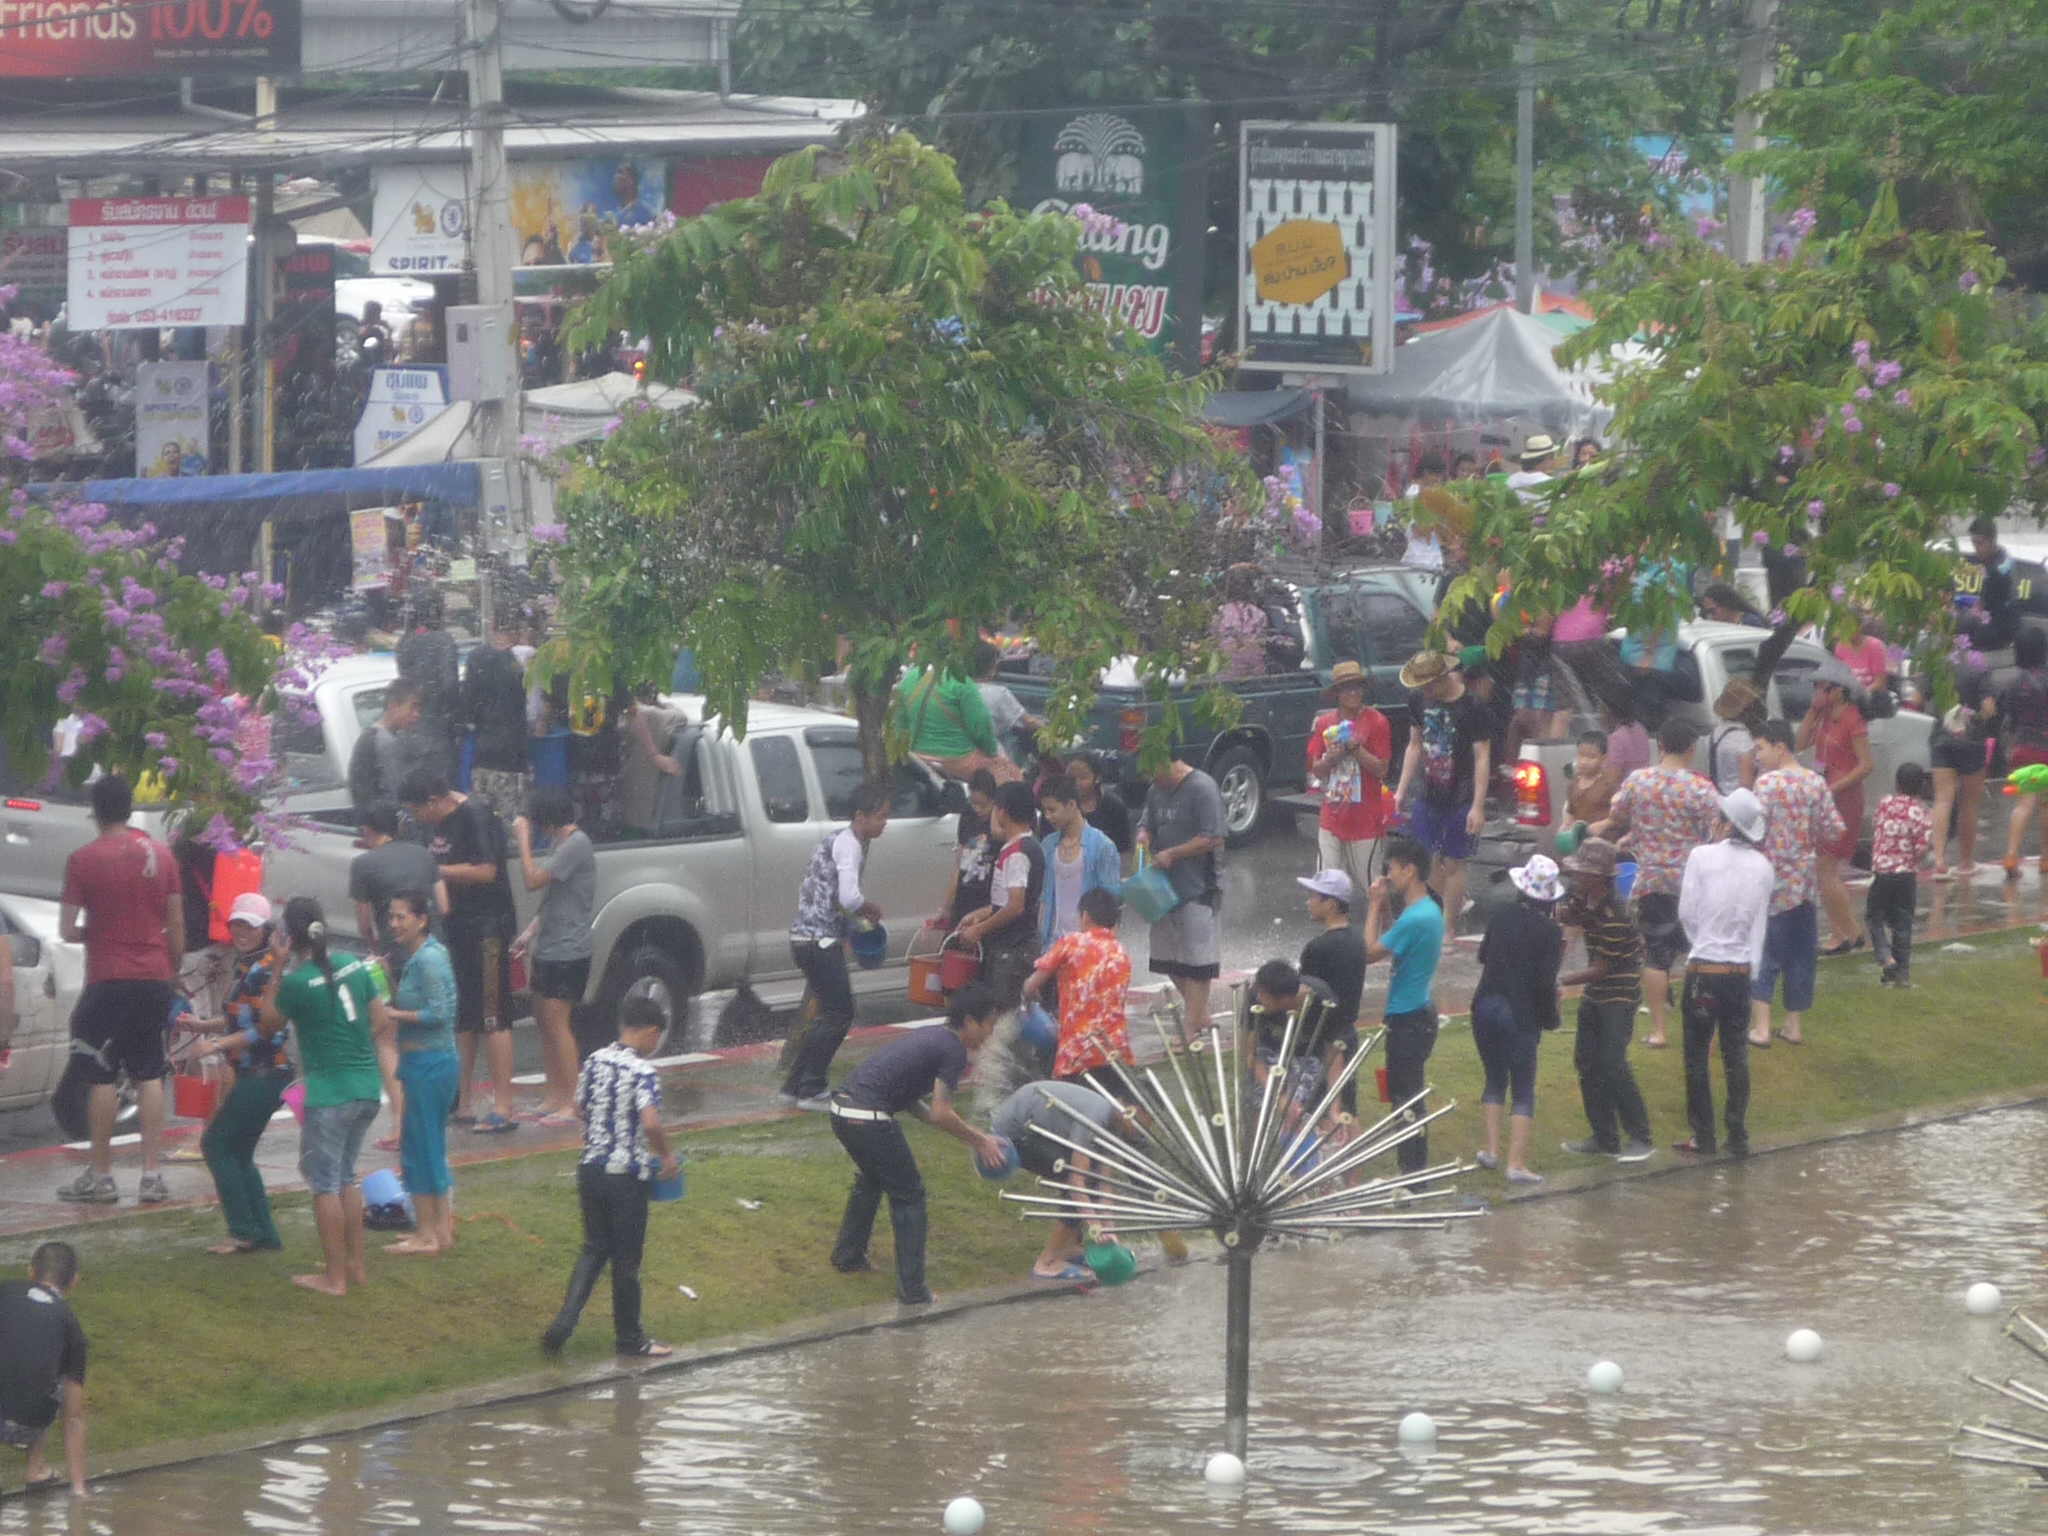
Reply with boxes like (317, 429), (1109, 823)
(2006, 764), (2048, 796)
(1322, 719), (1356, 748)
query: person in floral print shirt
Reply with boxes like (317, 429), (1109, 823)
(1866, 763), (1934, 987)
(1021, 888), (1134, 1096)
(1593, 719), (1722, 1049)
(1748, 722), (1845, 1047)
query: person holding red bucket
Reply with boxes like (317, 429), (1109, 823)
(182, 895), (289, 1254)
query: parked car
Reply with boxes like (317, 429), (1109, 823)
(0, 894), (85, 1115)
(997, 563), (1438, 843)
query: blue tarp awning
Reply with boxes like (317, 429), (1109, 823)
(38, 462), (479, 506)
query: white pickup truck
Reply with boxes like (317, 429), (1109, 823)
(1499, 621), (1933, 857)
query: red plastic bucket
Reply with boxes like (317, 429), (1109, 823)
(173, 1073), (221, 1120)
(1376, 1066), (1391, 1104)
(938, 936), (982, 993)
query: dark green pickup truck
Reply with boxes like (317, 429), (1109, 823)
(998, 563), (1438, 843)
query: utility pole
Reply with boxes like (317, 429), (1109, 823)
(463, 0), (525, 634)
(1514, 31), (1535, 313)
(1726, 0), (1778, 265)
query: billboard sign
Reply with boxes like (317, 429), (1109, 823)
(509, 156), (667, 267)
(67, 195), (250, 330)
(135, 360), (211, 477)
(1238, 122), (1396, 375)
(353, 365), (450, 464)
(1015, 108), (1203, 362)
(369, 165), (468, 276)
(0, 0), (300, 78)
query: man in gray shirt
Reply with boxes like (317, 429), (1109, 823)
(350, 802), (446, 952)
(514, 788), (596, 1123)
(1136, 755), (1226, 1045)
(991, 1079), (1134, 1279)
(347, 680), (423, 818)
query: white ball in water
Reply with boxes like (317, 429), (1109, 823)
(1785, 1328), (1824, 1364)
(1967, 1282), (2004, 1316)
(942, 1495), (985, 1534)
(1203, 1452), (1247, 1486)
(1586, 1359), (1624, 1394)
(1397, 1411), (1437, 1443)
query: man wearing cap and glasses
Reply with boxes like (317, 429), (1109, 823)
(1296, 868), (1367, 1116)
(1674, 788), (1776, 1158)
(1393, 650), (1492, 949)
(1307, 661), (1393, 904)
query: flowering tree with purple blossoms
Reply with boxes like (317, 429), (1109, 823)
(1, 308), (296, 840)
(1440, 184), (2048, 701)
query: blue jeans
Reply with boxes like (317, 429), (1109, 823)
(299, 1099), (378, 1196)
(1751, 900), (1818, 1012)
(398, 1049), (460, 1197)
(1471, 994), (1538, 1116)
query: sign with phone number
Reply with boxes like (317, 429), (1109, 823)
(66, 196), (251, 331)
(0, 0), (300, 78)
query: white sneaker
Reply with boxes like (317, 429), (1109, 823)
(795, 1095), (834, 1112)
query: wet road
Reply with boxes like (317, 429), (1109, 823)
(16, 1103), (2048, 1533)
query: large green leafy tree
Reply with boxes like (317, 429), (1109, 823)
(554, 133), (1259, 781)
(1441, 187), (2048, 693)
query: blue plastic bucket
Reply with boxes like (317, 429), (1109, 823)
(529, 731), (572, 789)
(1019, 1001), (1058, 1054)
(849, 923), (889, 970)
(362, 1167), (408, 1208)
(1121, 864), (1182, 924)
(1613, 861), (1639, 901)
(651, 1168), (686, 1202)
(975, 1136), (1020, 1181)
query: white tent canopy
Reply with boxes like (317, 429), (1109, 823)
(1343, 307), (1618, 437)
(363, 372), (697, 467)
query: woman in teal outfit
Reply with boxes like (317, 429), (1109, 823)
(379, 889), (461, 1256)
(186, 894), (288, 1254)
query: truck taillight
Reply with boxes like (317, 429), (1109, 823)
(3, 798), (40, 812)
(1118, 709), (1144, 753)
(1513, 761), (1551, 826)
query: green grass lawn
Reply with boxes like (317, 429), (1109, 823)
(7, 926), (2043, 1471)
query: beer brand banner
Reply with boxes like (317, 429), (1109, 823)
(1014, 107), (1203, 363)
(1238, 122), (1397, 375)
(135, 361), (211, 477)
(0, 0), (300, 78)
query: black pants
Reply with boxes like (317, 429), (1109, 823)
(1681, 968), (1752, 1154)
(1573, 997), (1651, 1152)
(547, 1164), (651, 1351)
(1382, 1007), (1439, 1173)
(784, 939), (855, 1100)
(1866, 872), (1916, 978)
(830, 1114), (930, 1304)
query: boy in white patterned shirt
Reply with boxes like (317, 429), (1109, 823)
(1868, 762), (1934, 988)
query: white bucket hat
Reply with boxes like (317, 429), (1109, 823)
(1508, 854), (1562, 903)
(1720, 787), (1769, 844)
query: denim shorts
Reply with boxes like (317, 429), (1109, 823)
(1751, 900), (1818, 1012)
(299, 1099), (379, 1196)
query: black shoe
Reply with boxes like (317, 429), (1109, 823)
(540, 1322), (572, 1356)
(898, 1291), (937, 1306)
(1726, 1142), (1751, 1159)
(832, 1257), (873, 1274)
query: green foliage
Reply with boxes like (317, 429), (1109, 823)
(555, 133), (1251, 778)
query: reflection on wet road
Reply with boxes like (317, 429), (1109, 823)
(15, 1104), (2047, 1533)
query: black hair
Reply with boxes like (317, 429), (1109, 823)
(945, 980), (1003, 1029)
(1253, 959), (1300, 1000)
(1384, 835), (1431, 881)
(2019, 627), (2048, 670)
(848, 781), (892, 820)
(283, 895), (337, 993)
(384, 677), (424, 710)
(992, 780), (1036, 827)
(1577, 730), (1609, 753)
(90, 773), (134, 825)
(30, 1241), (77, 1289)
(362, 801), (402, 839)
(619, 995), (664, 1035)
(1969, 515), (1999, 540)
(1039, 773), (1079, 805)
(967, 768), (999, 797)
(389, 889), (433, 924)
(1895, 761), (1930, 800)
(1757, 719), (1797, 750)
(1700, 582), (1756, 617)
(531, 786), (576, 831)
(1079, 887), (1122, 929)
(974, 640), (1001, 676)
(1657, 719), (1700, 756)
(399, 768), (451, 807)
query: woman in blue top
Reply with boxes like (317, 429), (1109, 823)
(186, 894), (288, 1254)
(379, 889), (461, 1256)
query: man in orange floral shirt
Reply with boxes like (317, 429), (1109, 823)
(1021, 888), (1133, 1097)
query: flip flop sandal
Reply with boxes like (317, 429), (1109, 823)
(1031, 1262), (1093, 1282)
(471, 1114), (519, 1135)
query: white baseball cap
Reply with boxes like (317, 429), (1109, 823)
(1295, 868), (1355, 903)
(227, 892), (273, 928)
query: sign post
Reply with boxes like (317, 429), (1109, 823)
(1237, 123), (1397, 376)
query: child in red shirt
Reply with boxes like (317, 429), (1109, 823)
(1867, 762), (1933, 987)
(1021, 888), (1133, 1094)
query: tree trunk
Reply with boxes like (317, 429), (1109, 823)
(851, 677), (894, 787)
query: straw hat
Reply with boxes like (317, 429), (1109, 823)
(1399, 650), (1456, 690)
(1518, 432), (1559, 464)
(1714, 676), (1762, 722)
(1321, 660), (1369, 702)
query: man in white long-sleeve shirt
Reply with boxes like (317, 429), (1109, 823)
(781, 782), (891, 1110)
(1675, 788), (1776, 1159)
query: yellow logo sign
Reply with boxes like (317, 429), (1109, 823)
(1251, 220), (1348, 305)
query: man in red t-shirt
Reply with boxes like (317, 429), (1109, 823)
(1307, 661), (1393, 906)
(56, 775), (183, 1206)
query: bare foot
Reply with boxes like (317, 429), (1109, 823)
(383, 1238), (442, 1255)
(292, 1273), (347, 1296)
(1642, 1035), (1667, 1049)
(347, 1264), (368, 1287)
(1747, 1032), (1771, 1047)
(207, 1239), (257, 1255)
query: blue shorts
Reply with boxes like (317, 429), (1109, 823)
(1408, 796), (1478, 862)
(299, 1099), (379, 1196)
(1751, 901), (1818, 1012)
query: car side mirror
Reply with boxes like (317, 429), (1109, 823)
(937, 780), (968, 815)
(7, 933), (40, 968)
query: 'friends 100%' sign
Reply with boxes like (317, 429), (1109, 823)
(0, 0), (300, 77)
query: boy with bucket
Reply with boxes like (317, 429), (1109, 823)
(541, 995), (679, 1358)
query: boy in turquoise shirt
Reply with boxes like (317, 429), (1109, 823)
(1365, 836), (1444, 1173)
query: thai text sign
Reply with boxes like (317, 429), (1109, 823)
(1239, 122), (1396, 375)
(0, 0), (300, 78)
(67, 196), (250, 330)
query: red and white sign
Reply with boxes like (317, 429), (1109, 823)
(67, 196), (250, 330)
(1, 226), (67, 295)
(0, 0), (300, 79)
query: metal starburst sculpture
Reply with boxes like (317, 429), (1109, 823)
(1001, 984), (1480, 1456)
(1958, 1310), (2048, 1478)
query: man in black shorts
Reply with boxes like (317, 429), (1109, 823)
(57, 775), (183, 1206)
(0, 1242), (89, 1497)
(403, 770), (520, 1134)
